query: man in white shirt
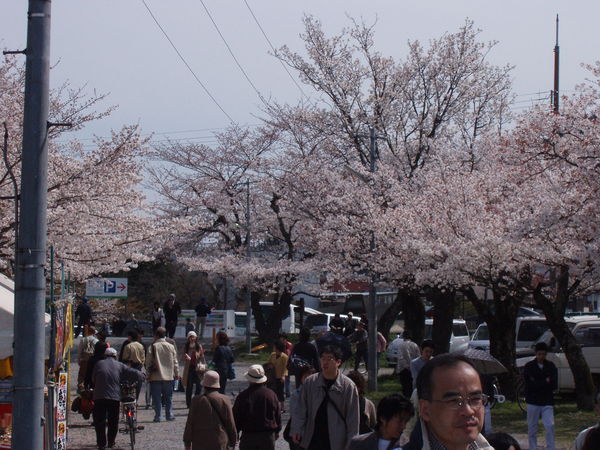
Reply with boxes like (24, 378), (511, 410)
(395, 331), (420, 398)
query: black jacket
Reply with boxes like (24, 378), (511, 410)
(233, 383), (281, 433)
(523, 358), (558, 406)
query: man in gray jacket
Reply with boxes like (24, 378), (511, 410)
(291, 345), (359, 450)
(92, 347), (145, 450)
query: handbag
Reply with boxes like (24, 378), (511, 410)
(227, 363), (236, 380)
(148, 344), (158, 373)
(196, 362), (207, 375)
(283, 417), (292, 443)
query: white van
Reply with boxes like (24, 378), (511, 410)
(517, 316), (600, 391)
(386, 318), (470, 367)
(468, 316), (549, 353)
(234, 302), (321, 336)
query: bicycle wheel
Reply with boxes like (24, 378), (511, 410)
(127, 411), (136, 449)
(488, 383), (499, 409)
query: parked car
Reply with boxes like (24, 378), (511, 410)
(468, 316), (549, 353)
(516, 316), (600, 391)
(386, 318), (470, 367)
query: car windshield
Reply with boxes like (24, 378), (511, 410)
(472, 325), (489, 340)
(517, 320), (548, 341)
(424, 324), (432, 339)
(305, 314), (328, 328)
(234, 314), (246, 327)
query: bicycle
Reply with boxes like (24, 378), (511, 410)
(120, 381), (139, 450)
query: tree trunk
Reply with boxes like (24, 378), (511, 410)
(533, 266), (595, 411)
(251, 289), (293, 345)
(403, 293), (425, 345)
(377, 290), (404, 341)
(428, 288), (455, 355)
(464, 286), (521, 399)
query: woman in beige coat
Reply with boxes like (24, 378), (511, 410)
(183, 370), (237, 450)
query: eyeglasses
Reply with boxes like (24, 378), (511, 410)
(320, 356), (338, 362)
(431, 394), (488, 410)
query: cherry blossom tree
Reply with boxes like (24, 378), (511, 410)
(268, 17), (513, 346)
(0, 56), (155, 280)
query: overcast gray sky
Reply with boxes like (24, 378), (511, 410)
(2, 0), (599, 147)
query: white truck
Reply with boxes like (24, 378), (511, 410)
(516, 316), (600, 391)
(234, 302), (322, 336)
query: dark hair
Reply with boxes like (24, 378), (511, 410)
(217, 331), (230, 346)
(296, 365), (316, 384)
(416, 353), (480, 400)
(535, 342), (549, 352)
(346, 370), (366, 396)
(299, 327), (311, 342)
(486, 432), (521, 450)
(93, 341), (109, 357)
(320, 345), (343, 361)
(583, 426), (600, 450)
(421, 339), (435, 350)
(376, 394), (414, 428)
(402, 330), (412, 340)
(274, 340), (286, 352)
(127, 330), (139, 341)
(155, 327), (166, 339)
(278, 332), (288, 340)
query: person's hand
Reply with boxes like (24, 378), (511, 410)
(292, 433), (302, 444)
(184, 353), (191, 361)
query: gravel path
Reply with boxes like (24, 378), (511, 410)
(65, 338), (291, 449)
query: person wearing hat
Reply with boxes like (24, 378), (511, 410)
(183, 370), (237, 450)
(233, 364), (282, 450)
(92, 347), (145, 449)
(182, 331), (206, 408)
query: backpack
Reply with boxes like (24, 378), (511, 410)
(358, 396), (372, 434)
(286, 354), (310, 374)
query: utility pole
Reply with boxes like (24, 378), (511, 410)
(12, 1), (51, 449)
(552, 14), (560, 113)
(244, 179), (252, 353)
(357, 127), (385, 392)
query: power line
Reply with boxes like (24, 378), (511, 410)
(241, 0), (308, 99)
(141, 0), (235, 123)
(198, 0), (268, 106)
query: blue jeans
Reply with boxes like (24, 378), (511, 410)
(527, 404), (555, 450)
(150, 380), (174, 420)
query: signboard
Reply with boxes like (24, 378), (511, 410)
(85, 278), (128, 298)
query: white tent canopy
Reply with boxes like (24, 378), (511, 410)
(0, 273), (51, 360)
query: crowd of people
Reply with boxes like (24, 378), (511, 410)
(74, 296), (600, 450)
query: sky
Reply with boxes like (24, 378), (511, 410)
(2, 0), (600, 148)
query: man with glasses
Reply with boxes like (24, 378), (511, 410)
(415, 354), (493, 450)
(291, 345), (359, 450)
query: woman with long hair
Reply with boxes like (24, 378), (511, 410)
(212, 331), (234, 394)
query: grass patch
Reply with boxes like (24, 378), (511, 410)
(367, 375), (596, 445)
(493, 397), (596, 444)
